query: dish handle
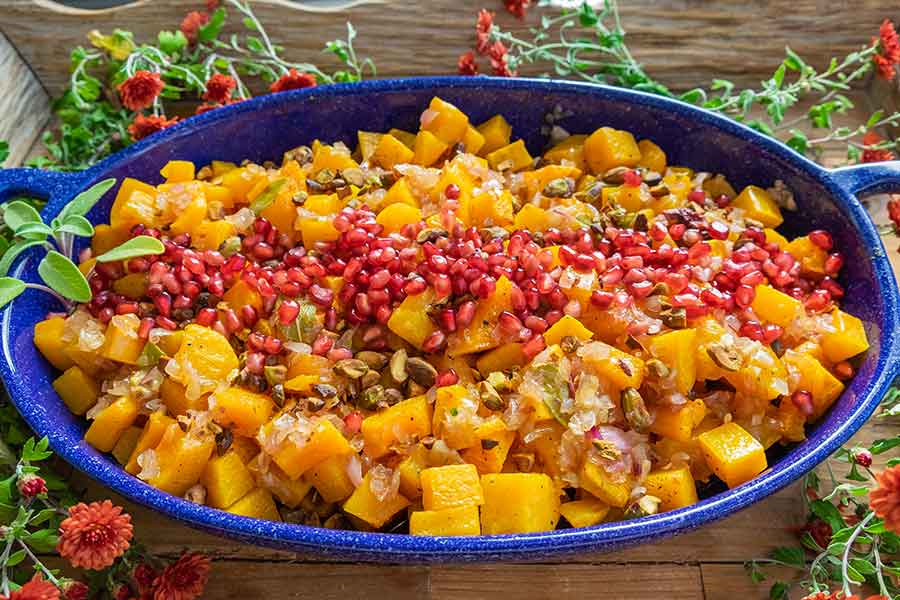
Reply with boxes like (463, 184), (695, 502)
(0, 168), (88, 210)
(828, 161), (900, 196)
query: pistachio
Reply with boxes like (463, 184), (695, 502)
(478, 380), (506, 411)
(333, 358), (369, 379)
(650, 282), (670, 296)
(183, 484), (207, 505)
(560, 335), (581, 354)
(361, 369), (381, 389)
(645, 358), (670, 379)
(314, 168), (336, 185)
(357, 384), (385, 411)
(416, 227), (449, 244)
(632, 212), (649, 231)
(480, 226), (510, 241)
(389, 349), (409, 383)
(215, 428), (233, 456)
(602, 166), (631, 185)
(625, 335), (644, 351)
(585, 181), (606, 200)
(406, 357), (437, 388)
(357, 350), (388, 370)
(481, 439), (500, 450)
(292, 191), (308, 206)
(621, 387), (652, 432)
(341, 167), (365, 187)
(592, 438), (622, 461)
(706, 343), (742, 372)
(660, 307), (687, 329)
(649, 183), (670, 198)
(485, 371), (511, 393)
(271, 384), (285, 407)
(311, 383), (338, 398)
(510, 452), (535, 472)
(384, 388), (404, 406)
(196, 165), (213, 180)
(284, 145), (313, 165)
(264, 365), (287, 387)
(306, 397), (326, 412)
(542, 177), (574, 198)
(406, 380), (427, 397)
(642, 170), (662, 186)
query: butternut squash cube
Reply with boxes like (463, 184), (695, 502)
(486, 140), (533, 172)
(579, 461), (631, 508)
(110, 178), (158, 229)
(264, 417), (352, 480)
(421, 464), (484, 510)
(160, 160), (195, 183)
(649, 329), (697, 395)
(34, 317), (74, 371)
(650, 399), (707, 442)
(751, 284), (803, 328)
(220, 166), (264, 203)
(169, 194), (207, 238)
(821, 309), (869, 363)
(697, 422), (767, 488)
(643, 466), (699, 511)
(306, 454), (355, 503)
(460, 416), (515, 474)
(476, 115), (512, 156)
(126, 412), (175, 475)
(229, 436), (260, 464)
(732, 185), (783, 228)
(171, 324), (239, 400)
(85, 396), (140, 453)
(259, 190), (299, 242)
(160, 377), (207, 417)
(91, 224), (131, 256)
(226, 487), (281, 521)
(112, 426), (143, 465)
(249, 460), (313, 509)
(410, 505), (481, 536)
(52, 366), (99, 415)
(202, 450), (256, 509)
(156, 330), (183, 356)
(412, 130), (449, 167)
(112, 273), (148, 300)
(462, 126), (485, 155)
(578, 341), (645, 390)
(357, 131), (382, 161)
(387, 287), (437, 349)
(376, 202), (421, 235)
(469, 189), (515, 228)
(475, 342), (526, 377)
(559, 498), (610, 528)
(782, 350), (845, 420)
(371, 134), (415, 169)
(448, 276), (513, 356)
(382, 178), (419, 208)
(388, 128), (417, 149)
(543, 315), (593, 347)
(636, 139), (667, 173)
(421, 97), (470, 144)
(211, 386), (274, 437)
(298, 216), (340, 250)
(765, 228), (789, 248)
(361, 395), (432, 458)
(723, 343), (788, 401)
(311, 144), (358, 173)
(513, 203), (551, 232)
(146, 423), (216, 496)
(480, 473), (560, 534)
(222, 279), (263, 313)
(398, 444), (430, 499)
(584, 127), (641, 174)
(100, 316), (145, 365)
(432, 384), (481, 449)
(343, 472), (410, 528)
(544, 134), (587, 171)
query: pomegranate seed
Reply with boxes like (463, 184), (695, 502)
(687, 190), (706, 203)
(309, 284), (335, 307)
(343, 411), (363, 433)
(222, 309), (241, 333)
(312, 334), (334, 355)
(263, 336), (283, 354)
(405, 277), (427, 295)
(734, 284), (755, 308)
(791, 390), (814, 416)
(762, 324), (783, 344)
(524, 315), (548, 333)
(248, 332), (266, 351)
(820, 278), (844, 299)
(444, 184), (460, 200)
(375, 304), (393, 324)
(196, 308), (217, 327)
(591, 290), (614, 308)
(422, 330), (447, 353)
(115, 302), (139, 315)
(278, 300), (300, 324)
(433, 274), (452, 298)
(824, 253), (843, 276)
(739, 320), (765, 341)
(327, 347), (353, 361)
(155, 315), (177, 330)
(740, 270), (765, 286)
(804, 289), (831, 312)
(137, 318), (155, 340)
(456, 301), (476, 328)
(708, 221), (729, 240)
(438, 308), (457, 332)
(154, 293), (172, 317)
(833, 361), (854, 380)
(522, 334), (546, 359)
(498, 311), (524, 336)
(808, 230), (833, 250)
(436, 369), (459, 387)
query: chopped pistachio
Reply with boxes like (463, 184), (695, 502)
(406, 357), (437, 388)
(621, 387), (652, 433)
(706, 343), (742, 372)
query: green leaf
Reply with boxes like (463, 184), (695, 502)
(5, 549), (25, 567)
(95, 235), (164, 263)
(38, 251), (91, 302)
(0, 140), (9, 164)
(810, 499), (846, 534)
(849, 557), (876, 575)
(198, 7), (226, 43)
(158, 30), (187, 55)
(0, 240), (45, 277)
(57, 178), (116, 222)
(867, 110), (885, 129)
(246, 36), (265, 54)
(136, 341), (164, 367)
(0, 277), (26, 310)
(21, 528), (58, 553)
(250, 179), (287, 213)
(770, 546), (805, 567)
(242, 16), (258, 30)
(784, 47), (805, 70)
(2, 201), (43, 232)
(772, 64), (786, 88)
(678, 88), (705, 105)
(768, 581), (789, 600)
(14, 222), (53, 240)
(56, 214), (94, 238)
(870, 436), (900, 454)
(786, 129), (808, 155)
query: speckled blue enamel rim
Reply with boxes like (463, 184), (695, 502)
(1, 76), (899, 562)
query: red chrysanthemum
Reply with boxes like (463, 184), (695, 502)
(880, 19), (900, 63)
(117, 71), (164, 112)
(128, 114), (179, 141)
(503, 0), (529, 19)
(476, 9), (494, 55)
(152, 553), (210, 600)
(458, 51), (479, 76)
(205, 0), (219, 10)
(133, 563), (158, 595)
(17, 474), (47, 498)
(888, 195), (900, 231)
(180, 11), (209, 45)
(871, 464), (900, 533)
(799, 517), (833, 549)
(862, 130), (895, 163)
(203, 73), (236, 104)
(874, 53), (896, 81)
(62, 581), (88, 600)
(0, 574), (60, 600)
(57, 500), (133, 570)
(269, 69), (317, 93)
(487, 41), (517, 77)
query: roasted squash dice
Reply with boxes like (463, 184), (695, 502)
(410, 505), (481, 536)
(159, 377), (207, 416)
(126, 412), (174, 475)
(421, 97), (470, 144)
(650, 399), (707, 443)
(643, 466), (699, 511)
(432, 384), (481, 449)
(462, 126), (485, 155)
(513, 203), (551, 232)
(202, 450), (256, 509)
(751, 284), (803, 328)
(211, 386), (274, 437)
(112, 426), (143, 465)
(249, 459), (312, 509)
(220, 166), (264, 202)
(732, 185), (783, 228)
(448, 275), (513, 356)
(636, 139), (667, 173)
(697, 422), (767, 488)
(160, 160), (195, 183)
(303, 193), (342, 215)
(388, 128), (417, 149)
(782, 350), (844, 420)
(110, 178), (159, 229)
(171, 324), (239, 400)
(559, 498), (610, 528)
(376, 202), (421, 235)
(168, 193), (208, 238)
(486, 140), (533, 172)
(85, 396), (140, 453)
(264, 417), (352, 480)
(649, 329), (697, 395)
(34, 317), (75, 371)
(398, 444), (430, 499)
(480, 473), (560, 534)
(522, 165), (583, 201)
(579, 461), (631, 508)
(193, 219), (237, 251)
(287, 353), (332, 381)
(222, 279), (263, 313)
(821, 309), (869, 363)
(298, 215), (340, 250)
(100, 315), (145, 365)
(475, 343), (526, 377)
(204, 182), (235, 209)
(578, 341), (645, 390)
(469, 189), (515, 228)
(460, 416), (515, 474)
(146, 423), (216, 496)
(306, 454), (355, 503)
(259, 188), (299, 241)
(694, 319), (729, 381)
(413, 130), (450, 167)
(361, 395), (432, 458)
(476, 114), (512, 156)
(543, 315), (593, 347)
(525, 422), (565, 477)
(112, 273), (148, 300)
(583, 127), (641, 174)
(421, 464), (484, 510)
(544, 135), (587, 171)
(371, 134), (415, 169)
(311, 144), (358, 173)
(52, 366), (99, 415)
(785, 235), (828, 278)
(765, 227), (789, 248)
(382, 178), (419, 208)
(228, 436), (259, 464)
(387, 288), (437, 349)
(91, 224), (131, 256)
(357, 131), (382, 161)
(343, 472), (410, 528)
(724, 343), (788, 401)
(225, 487), (281, 521)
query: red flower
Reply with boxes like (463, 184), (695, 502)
(128, 114), (179, 141)
(879, 19), (900, 62)
(476, 9), (494, 55)
(203, 73), (236, 104)
(871, 464), (900, 533)
(57, 500), (133, 570)
(134, 563), (158, 595)
(458, 51), (479, 76)
(862, 130), (895, 163)
(874, 53), (896, 81)
(270, 69), (317, 93)
(205, 0), (219, 10)
(117, 71), (164, 112)
(487, 41), (516, 77)
(152, 553), (210, 600)
(888, 195), (900, 230)
(62, 581), (88, 600)
(0, 574), (60, 600)
(800, 517), (832, 549)
(17, 474), (47, 498)
(180, 11), (209, 45)
(503, 0), (529, 19)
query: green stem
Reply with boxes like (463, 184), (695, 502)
(873, 536), (890, 596)
(841, 511), (875, 597)
(18, 541), (60, 586)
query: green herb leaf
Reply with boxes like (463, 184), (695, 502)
(37, 250), (91, 302)
(5, 549), (25, 567)
(0, 240), (45, 277)
(784, 47), (806, 70)
(14, 222), (53, 240)
(158, 30), (188, 55)
(198, 7), (226, 43)
(136, 341), (165, 367)
(768, 581), (789, 600)
(870, 436), (900, 454)
(250, 179), (287, 213)
(56, 214), (95, 237)
(770, 546), (805, 567)
(56, 178), (115, 222)
(95, 235), (165, 263)
(3, 200), (43, 232)
(867, 109), (885, 129)
(0, 277), (26, 309)
(0, 140), (9, 164)
(810, 499), (845, 534)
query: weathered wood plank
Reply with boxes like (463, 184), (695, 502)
(0, 0), (890, 96)
(701, 564), (792, 600)
(0, 31), (50, 166)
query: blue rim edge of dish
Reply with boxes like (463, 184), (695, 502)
(1, 76), (899, 560)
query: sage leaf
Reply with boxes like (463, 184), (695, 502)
(96, 235), (165, 262)
(14, 222), (53, 240)
(57, 178), (115, 222)
(0, 277), (25, 309)
(2, 201), (42, 232)
(0, 240), (45, 276)
(38, 251), (91, 302)
(55, 214), (94, 237)
(250, 179), (287, 213)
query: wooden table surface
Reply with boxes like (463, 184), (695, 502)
(2, 2), (899, 597)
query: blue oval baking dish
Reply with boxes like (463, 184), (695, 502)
(0, 76), (898, 561)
